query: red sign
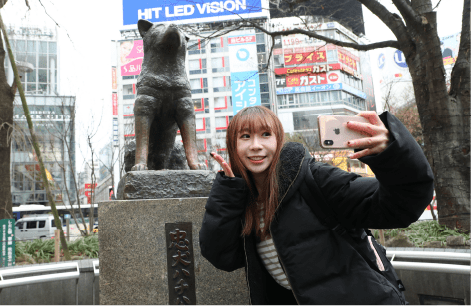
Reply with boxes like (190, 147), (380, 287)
(286, 73), (327, 87)
(284, 51), (327, 65)
(85, 183), (97, 189)
(275, 63), (340, 75)
(111, 67), (117, 90)
(121, 40), (144, 76)
(84, 191), (92, 197)
(112, 93), (118, 116)
(338, 51), (357, 70)
(328, 73), (339, 82)
(228, 35), (256, 45)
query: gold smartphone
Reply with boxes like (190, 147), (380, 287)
(318, 115), (369, 149)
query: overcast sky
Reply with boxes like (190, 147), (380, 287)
(1, 0), (464, 170)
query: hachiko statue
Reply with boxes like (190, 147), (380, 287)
(131, 20), (203, 171)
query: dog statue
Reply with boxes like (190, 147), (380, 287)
(131, 20), (204, 171)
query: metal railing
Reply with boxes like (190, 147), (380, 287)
(386, 251), (470, 275)
(0, 262), (80, 304)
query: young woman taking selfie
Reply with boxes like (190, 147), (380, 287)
(199, 106), (434, 305)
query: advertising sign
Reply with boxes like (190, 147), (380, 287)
(275, 63), (340, 75)
(284, 51), (327, 65)
(393, 49), (408, 68)
(440, 32), (461, 66)
(286, 73), (327, 87)
(228, 34), (261, 115)
(111, 67), (117, 90)
(338, 50), (357, 70)
(122, 0), (269, 28)
(0, 219), (15, 267)
(276, 83), (366, 99)
(120, 40), (143, 76)
(112, 93), (118, 116)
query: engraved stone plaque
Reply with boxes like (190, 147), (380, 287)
(165, 222), (196, 305)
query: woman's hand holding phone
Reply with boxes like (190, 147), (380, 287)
(346, 111), (390, 159)
(210, 152), (235, 177)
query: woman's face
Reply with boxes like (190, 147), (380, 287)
(236, 125), (277, 177)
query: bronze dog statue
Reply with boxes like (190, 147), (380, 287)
(132, 20), (203, 171)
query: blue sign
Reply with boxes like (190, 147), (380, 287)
(123, 0), (266, 26)
(378, 53), (385, 69)
(64, 214), (71, 219)
(276, 83), (366, 100)
(231, 71), (261, 115)
(393, 50), (408, 68)
(236, 48), (250, 61)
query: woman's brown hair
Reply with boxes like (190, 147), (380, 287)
(226, 106), (285, 239)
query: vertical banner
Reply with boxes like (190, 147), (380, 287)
(111, 67), (117, 90)
(1, 219), (15, 267)
(228, 35), (261, 115)
(112, 93), (118, 116)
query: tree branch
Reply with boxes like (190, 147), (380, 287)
(392, 0), (422, 25)
(248, 22), (400, 51)
(356, 0), (410, 44)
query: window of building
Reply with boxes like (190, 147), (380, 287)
(293, 110), (319, 131)
(188, 39), (206, 55)
(211, 57), (229, 73)
(193, 98), (209, 113)
(274, 55), (284, 68)
(215, 116), (229, 130)
(214, 96), (232, 113)
(189, 59), (207, 75)
(123, 84), (135, 99)
(327, 50), (338, 62)
(213, 76), (230, 92)
(190, 78), (208, 94)
(196, 117), (211, 134)
(210, 37), (226, 53)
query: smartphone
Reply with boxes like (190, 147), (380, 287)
(318, 115), (369, 149)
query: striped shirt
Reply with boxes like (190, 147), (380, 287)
(255, 203), (292, 290)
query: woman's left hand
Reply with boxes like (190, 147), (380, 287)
(346, 111), (390, 159)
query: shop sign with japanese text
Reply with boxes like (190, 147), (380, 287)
(284, 51), (326, 66)
(0, 219), (15, 267)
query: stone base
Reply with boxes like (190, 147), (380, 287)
(117, 170), (216, 200)
(98, 198), (249, 305)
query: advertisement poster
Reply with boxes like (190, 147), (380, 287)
(441, 32), (461, 66)
(120, 40), (143, 76)
(228, 34), (261, 115)
(0, 219), (15, 267)
(123, 0), (269, 27)
(112, 93), (118, 116)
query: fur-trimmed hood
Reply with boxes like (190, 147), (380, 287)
(277, 142), (309, 206)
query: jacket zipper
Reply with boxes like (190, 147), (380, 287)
(243, 236), (253, 305)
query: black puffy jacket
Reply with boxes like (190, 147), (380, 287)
(199, 112), (434, 304)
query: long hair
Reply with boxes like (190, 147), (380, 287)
(226, 106), (285, 239)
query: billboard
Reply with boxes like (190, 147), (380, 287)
(440, 32), (461, 66)
(228, 34), (261, 115)
(276, 83), (366, 99)
(120, 40), (143, 76)
(122, 0), (269, 29)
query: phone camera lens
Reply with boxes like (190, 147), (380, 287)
(324, 140), (333, 146)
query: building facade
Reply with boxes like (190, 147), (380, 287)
(4, 25), (77, 206)
(113, 7), (375, 173)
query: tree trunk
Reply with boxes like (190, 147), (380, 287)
(402, 0), (470, 232)
(0, 29), (14, 220)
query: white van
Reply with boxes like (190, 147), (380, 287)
(15, 215), (64, 241)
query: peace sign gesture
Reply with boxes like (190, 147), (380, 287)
(346, 112), (390, 159)
(210, 152), (235, 177)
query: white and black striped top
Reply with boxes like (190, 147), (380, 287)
(255, 203), (292, 290)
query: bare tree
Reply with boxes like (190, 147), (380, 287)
(0, 1), (15, 220)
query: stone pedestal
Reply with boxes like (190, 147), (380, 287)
(98, 197), (249, 305)
(117, 170), (216, 200)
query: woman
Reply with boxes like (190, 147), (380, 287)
(199, 106), (434, 304)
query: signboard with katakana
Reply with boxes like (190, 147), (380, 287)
(228, 34), (261, 115)
(0, 219), (15, 267)
(231, 71), (261, 115)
